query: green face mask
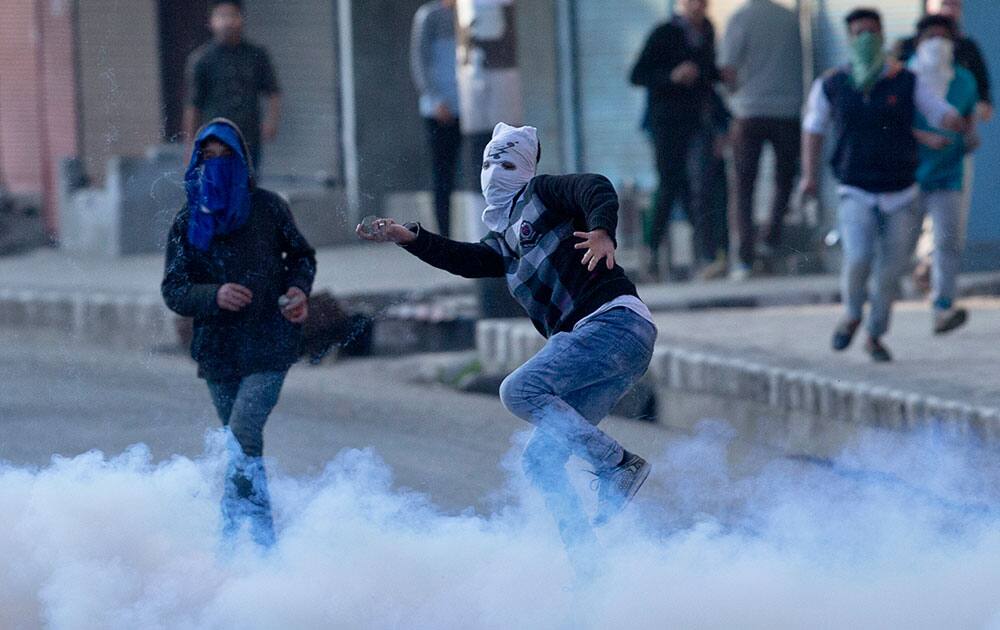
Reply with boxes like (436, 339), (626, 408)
(850, 31), (886, 92)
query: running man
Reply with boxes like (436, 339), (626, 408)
(356, 123), (657, 552)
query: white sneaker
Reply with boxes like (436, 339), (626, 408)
(728, 264), (751, 282)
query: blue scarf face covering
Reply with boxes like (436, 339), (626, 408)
(184, 122), (252, 251)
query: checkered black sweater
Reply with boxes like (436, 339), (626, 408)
(401, 174), (639, 338)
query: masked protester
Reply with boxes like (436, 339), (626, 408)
(357, 123), (658, 571)
(799, 8), (966, 362)
(162, 118), (316, 547)
(908, 15), (979, 334)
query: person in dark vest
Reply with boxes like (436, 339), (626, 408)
(356, 123), (657, 575)
(799, 8), (967, 362)
(162, 118), (316, 546)
(184, 0), (281, 172)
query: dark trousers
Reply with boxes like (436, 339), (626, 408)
(423, 118), (462, 238)
(688, 126), (730, 262)
(730, 117), (801, 266)
(648, 119), (698, 263)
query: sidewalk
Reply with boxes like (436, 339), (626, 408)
(0, 243), (467, 298)
(478, 298), (1000, 464)
(0, 244), (471, 351)
(2, 243), (1000, 354)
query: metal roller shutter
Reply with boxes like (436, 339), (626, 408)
(242, 0), (340, 182)
(574, 0), (672, 189)
(76, 0), (163, 183)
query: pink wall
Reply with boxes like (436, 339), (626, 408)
(0, 0), (79, 237)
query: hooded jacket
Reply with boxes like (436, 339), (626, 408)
(162, 118), (317, 381)
(401, 173), (637, 338)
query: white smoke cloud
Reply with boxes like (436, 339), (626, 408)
(3, 423), (1000, 629)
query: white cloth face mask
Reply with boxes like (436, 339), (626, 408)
(480, 123), (538, 232)
(913, 37), (955, 99)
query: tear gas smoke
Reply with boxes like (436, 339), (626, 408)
(4, 423), (1000, 629)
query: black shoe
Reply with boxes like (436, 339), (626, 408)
(864, 337), (892, 362)
(592, 451), (651, 527)
(832, 318), (861, 351)
(933, 307), (968, 335)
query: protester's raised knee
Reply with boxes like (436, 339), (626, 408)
(499, 371), (533, 417)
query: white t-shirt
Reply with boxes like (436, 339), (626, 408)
(573, 295), (656, 331)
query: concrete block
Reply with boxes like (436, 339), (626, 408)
(741, 364), (771, 405)
(767, 368), (787, 408)
(650, 348), (672, 387)
(686, 352), (706, 392)
(669, 351), (686, 390)
(476, 321), (500, 372)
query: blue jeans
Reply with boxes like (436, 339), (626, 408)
(919, 190), (965, 310)
(499, 307), (656, 548)
(839, 194), (920, 338)
(207, 371), (287, 547)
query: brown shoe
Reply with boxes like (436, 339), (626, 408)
(832, 318), (861, 351)
(864, 337), (892, 362)
(933, 307), (968, 335)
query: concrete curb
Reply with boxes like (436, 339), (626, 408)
(648, 346), (999, 441)
(0, 285), (479, 355)
(474, 318), (1000, 456)
(0, 288), (178, 350)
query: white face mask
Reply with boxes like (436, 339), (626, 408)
(480, 123), (538, 231)
(912, 36), (955, 99)
(916, 36), (954, 69)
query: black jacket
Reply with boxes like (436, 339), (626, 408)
(401, 173), (638, 337)
(630, 16), (720, 126)
(162, 188), (317, 381)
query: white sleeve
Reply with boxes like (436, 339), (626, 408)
(802, 78), (831, 134)
(914, 73), (959, 128)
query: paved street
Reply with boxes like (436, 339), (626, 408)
(6, 331), (1000, 629)
(1, 329), (747, 517)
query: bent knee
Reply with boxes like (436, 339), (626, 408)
(499, 371), (534, 418)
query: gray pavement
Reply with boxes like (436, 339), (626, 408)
(5, 243), (1000, 306)
(0, 329), (785, 518)
(0, 244), (467, 299)
(650, 298), (1000, 409)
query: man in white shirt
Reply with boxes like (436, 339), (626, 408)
(799, 8), (965, 362)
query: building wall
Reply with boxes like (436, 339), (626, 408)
(243, 0), (340, 181)
(962, 1), (1000, 270)
(0, 1), (45, 195)
(37, 0), (80, 234)
(517, 0), (564, 174)
(574, 0), (672, 189)
(0, 0), (79, 236)
(76, 0), (163, 183)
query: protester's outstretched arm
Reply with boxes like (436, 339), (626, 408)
(356, 219), (505, 278)
(161, 213), (221, 318)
